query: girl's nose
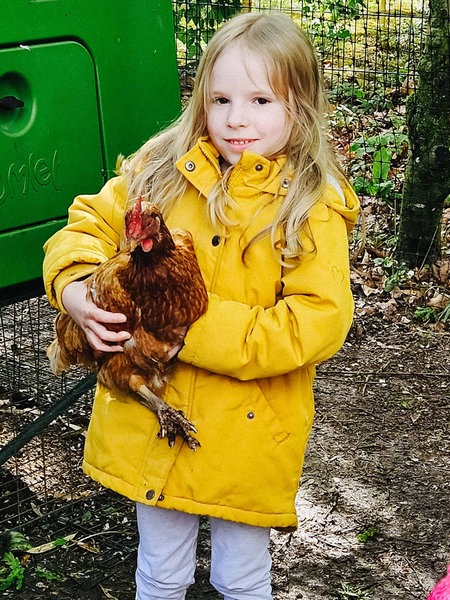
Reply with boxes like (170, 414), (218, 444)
(226, 103), (248, 128)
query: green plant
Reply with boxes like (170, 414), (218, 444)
(35, 567), (62, 582)
(438, 302), (450, 323)
(5, 531), (32, 552)
(350, 132), (408, 200)
(0, 552), (26, 591)
(373, 257), (411, 291)
(329, 82), (392, 113)
(357, 523), (380, 542)
(54, 537), (70, 548)
(413, 301), (450, 324)
(303, 0), (366, 50)
(413, 306), (439, 323)
(81, 510), (93, 523)
(174, 1), (241, 65)
(174, 0), (368, 68)
(327, 104), (359, 131)
(335, 580), (373, 598)
(389, 395), (411, 408)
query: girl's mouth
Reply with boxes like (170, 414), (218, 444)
(225, 139), (256, 147)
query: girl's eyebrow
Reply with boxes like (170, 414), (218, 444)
(211, 87), (275, 96)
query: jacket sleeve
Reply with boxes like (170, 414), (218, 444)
(179, 200), (355, 380)
(43, 176), (128, 310)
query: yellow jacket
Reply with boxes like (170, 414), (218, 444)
(43, 138), (359, 531)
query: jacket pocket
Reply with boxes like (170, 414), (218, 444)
(247, 385), (290, 443)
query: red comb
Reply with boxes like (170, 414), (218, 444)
(126, 197), (143, 238)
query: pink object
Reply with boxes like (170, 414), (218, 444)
(428, 566), (450, 599)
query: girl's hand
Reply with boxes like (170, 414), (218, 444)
(61, 280), (131, 353)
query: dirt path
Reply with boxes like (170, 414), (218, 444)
(269, 317), (450, 599)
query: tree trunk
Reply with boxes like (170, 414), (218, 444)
(397, 0), (450, 267)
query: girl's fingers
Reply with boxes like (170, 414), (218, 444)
(86, 331), (127, 353)
(88, 323), (130, 351)
(94, 340), (126, 353)
(92, 306), (128, 324)
(62, 281), (130, 353)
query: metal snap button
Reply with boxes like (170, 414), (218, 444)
(185, 161), (196, 172)
(212, 235), (221, 246)
(255, 164), (263, 172)
(281, 179), (290, 189)
(146, 489), (155, 500)
(158, 494), (165, 502)
(247, 411), (255, 419)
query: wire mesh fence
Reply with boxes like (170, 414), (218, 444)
(173, 0), (427, 96)
(0, 297), (89, 525)
(0, 296), (138, 596)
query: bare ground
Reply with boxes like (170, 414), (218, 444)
(198, 312), (450, 600)
(271, 317), (450, 600)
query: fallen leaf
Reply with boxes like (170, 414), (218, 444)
(27, 534), (76, 555)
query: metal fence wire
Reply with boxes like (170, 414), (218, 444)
(0, 296), (139, 596)
(173, 0), (427, 96)
(0, 0), (432, 595)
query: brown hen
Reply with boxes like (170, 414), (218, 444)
(47, 198), (208, 449)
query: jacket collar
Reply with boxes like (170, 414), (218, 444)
(175, 137), (290, 199)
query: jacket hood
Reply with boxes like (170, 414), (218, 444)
(177, 137), (359, 235)
(324, 174), (360, 234)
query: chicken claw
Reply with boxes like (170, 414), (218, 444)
(156, 407), (200, 451)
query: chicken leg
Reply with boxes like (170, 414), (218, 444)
(129, 374), (200, 450)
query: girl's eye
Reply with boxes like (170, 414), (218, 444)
(255, 97), (270, 105)
(214, 97), (229, 105)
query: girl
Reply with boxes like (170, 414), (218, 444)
(43, 11), (359, 600)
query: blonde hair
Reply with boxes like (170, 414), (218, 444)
(123, 11), (341, 259)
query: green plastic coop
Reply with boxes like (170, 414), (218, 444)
(0, 0), (181, 300)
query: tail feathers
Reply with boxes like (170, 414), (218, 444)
(47, 313), (98, 376)
(47, 338), (68, 376)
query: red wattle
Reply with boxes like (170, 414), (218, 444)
(141, 239), (154, 252)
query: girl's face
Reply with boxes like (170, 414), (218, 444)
(206, 45), (292, 166)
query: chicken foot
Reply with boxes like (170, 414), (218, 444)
(129, 374), (200, 450)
